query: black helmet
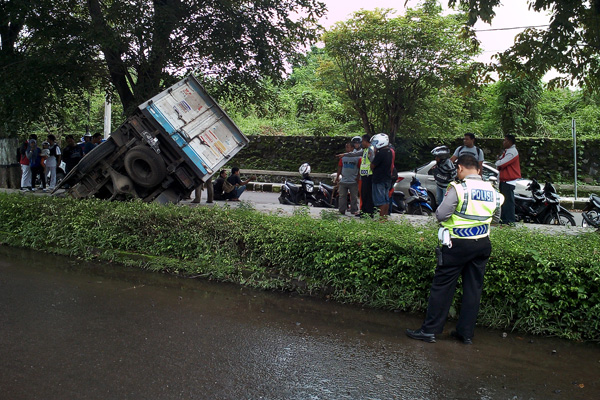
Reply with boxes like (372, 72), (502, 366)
(431, 145), (450, 159)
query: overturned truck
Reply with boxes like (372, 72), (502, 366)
(55, 76), (249, 203)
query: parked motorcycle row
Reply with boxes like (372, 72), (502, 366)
(278, 163), (434, 216)
(277, 163), (600, 228)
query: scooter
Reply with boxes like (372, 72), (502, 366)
(514, 179), (576, 225)
(581, 194), (600, 228)
(406, 177), (433, 215)
(390, 190), (407, 214)
(314, 182), (337, 208)
(278, 163), (321, 206)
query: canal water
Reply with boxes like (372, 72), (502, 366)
(1, 246), (598, 399)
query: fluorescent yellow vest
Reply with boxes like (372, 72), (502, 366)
(359, 148), (372, 177)
(442, 179), (503, 239)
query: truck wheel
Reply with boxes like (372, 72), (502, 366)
(124, 145), (167, 188)
(78, 140), (116, 174)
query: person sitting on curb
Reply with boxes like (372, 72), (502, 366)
(211, 170), (228, 201)
(224, 167), (256, 201)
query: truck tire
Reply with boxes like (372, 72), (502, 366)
(124, 145), (167, 188)
(78, 140), (116, 174)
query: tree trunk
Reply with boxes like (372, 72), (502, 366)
(0, 138), (20, 188)
(87, 0), (137, 114)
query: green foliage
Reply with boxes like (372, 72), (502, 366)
(451, 0), (600, 92)
(1, 193), (600, 341)
(322, 4), (479, 141)
(495, 76), (543, 136)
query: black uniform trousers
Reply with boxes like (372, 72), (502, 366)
(360, 175), (374, 215)
(421, 236), (491, 339)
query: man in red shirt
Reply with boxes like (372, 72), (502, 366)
(495, 134), (521, 225)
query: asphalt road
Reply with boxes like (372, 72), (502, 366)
(187, 190), (589, 230)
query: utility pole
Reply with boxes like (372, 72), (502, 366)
(572, 118), (577, 200)
(104, 94), (112, 139)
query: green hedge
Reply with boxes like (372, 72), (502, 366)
(1, 192), (599, 341)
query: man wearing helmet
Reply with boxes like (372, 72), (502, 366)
(429, 145), (457, 205)
(369, 133), (394, 217)
(82, 132), (95, 154)
(351, 136), (362, 153)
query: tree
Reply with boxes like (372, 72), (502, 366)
(321, 3), (479, 142)
(495, 77), (543, 136)
(21, 0), (326, 115)
(449, 0), (600, 91)
(0, 0), (112, 138)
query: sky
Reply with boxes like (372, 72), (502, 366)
(316, 0), (553, 65)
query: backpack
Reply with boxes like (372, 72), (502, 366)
(458, 145), (483, 160)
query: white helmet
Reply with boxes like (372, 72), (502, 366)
(431, 145), (450, 158)
(351, 136), (362, 145)
(370, 133), (389, 149)
(299, 163), (311, 175)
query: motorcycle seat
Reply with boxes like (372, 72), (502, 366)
(515, 194), (534, 202)
(592, 194), (600, 207)
(321, 183), (334, 191)
(286, 182), (299, 190)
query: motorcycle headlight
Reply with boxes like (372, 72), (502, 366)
(306, 184), (314, 193)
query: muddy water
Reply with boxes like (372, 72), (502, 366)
(0, 246), (598, 400)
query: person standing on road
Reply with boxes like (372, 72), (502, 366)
(429, 146), (457, 206)
(450, 133), (484, 172)
(406, 154), (503, 345)
(18, 135), (37, 191)
(82, 133), (94, 154)
(369, 133), (394, 217)
(335, 142), (361, 215)
(351, 135), (362, 153)
(62, 135), (85, 174)
(358, 135), (374, 216)
(336, 135), (374, 216)
(495, 134), (521, 225)
(27, 139), (44, 191)
(91, 133), (103, 148)
(46, 134), (62, 191)
(192, 176), (214, 204)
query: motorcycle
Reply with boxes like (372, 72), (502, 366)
(581, 194), (600, 228)
(514, 179), (576, 225)
(279, 163), (332, 207)
(406, 177), (433, 215)
(390, 190), (407, 214)
(314, 182), (337, 208)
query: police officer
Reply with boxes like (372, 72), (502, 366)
(406, 154), (503, 345)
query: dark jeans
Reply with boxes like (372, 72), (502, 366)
(421, 236), (491, 339)
(499, 182), (516, 223)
